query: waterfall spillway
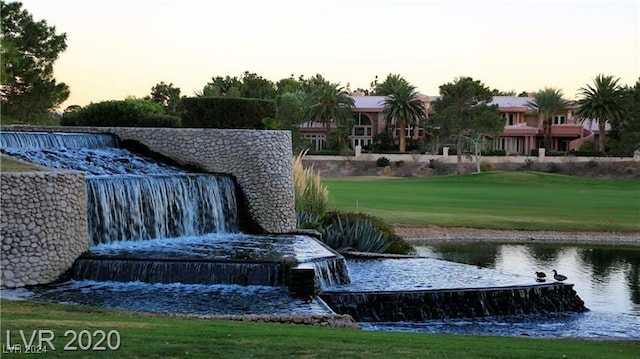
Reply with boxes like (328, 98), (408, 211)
(320, 284), (587, 321)
(1, 131), (239, 242)
(87, 175), (238, 244)
(0, 131), (117, 149)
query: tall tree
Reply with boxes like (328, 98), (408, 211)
(304, 82), (354, 132)
(239, 71), (276, 99)
(381, 79), (426, 153)
(429, 76), (502, 173)
(198, 75), (242, 97)
(148, 81), (181, 116)
(526, 88), (568, 151)
(276, 75), (303, 95)
(1, 1), (69, 123)
(575, 74), (628, 152)
(300, 74), (332, 95)
(373, 73), (411, 96)
(605, 78), (639, 155)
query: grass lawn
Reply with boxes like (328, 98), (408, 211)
(323, 171), (640, 232)
(1, 300), (638, 359)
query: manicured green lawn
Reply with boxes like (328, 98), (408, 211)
(1, 300), (638, 359)
(323, 172), (640, 232)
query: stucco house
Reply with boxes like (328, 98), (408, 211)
(299, 94), (607, 154)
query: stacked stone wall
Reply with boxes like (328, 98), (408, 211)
(1, 171), (88, 288)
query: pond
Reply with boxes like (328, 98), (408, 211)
(3, 242), (638, 339)
(360, 243), (640, 339)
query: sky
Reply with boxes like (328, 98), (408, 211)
(17, 0), (640, 109)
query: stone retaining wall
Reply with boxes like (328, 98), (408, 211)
(1, 171), (88, 288)
(1, 125), (296, 234)
(171, 313), (361, 329)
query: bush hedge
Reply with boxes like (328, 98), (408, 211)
(60, 99), (167, 127)
(181, 97), (276, 129)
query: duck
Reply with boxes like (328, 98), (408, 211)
(552, 269), (567, 282)
(535, 271), (546, 282)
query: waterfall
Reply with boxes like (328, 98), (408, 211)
(1, 131), (241, 243)
(0, 131), (117, 149)
(320, 284), (587, 321)
(87, 174), (239, 244)
(299, 258), (351, 290)
(2, 131), (352, 294)
(73, 258), (284, 286)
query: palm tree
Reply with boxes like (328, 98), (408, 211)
(304, 82), (354, 149)
(304, 82), (354, 129)
(373, 73), (411, 96)
(575, 74), (628, 152)
(526, 88), (567, 151)
(382, 81), (426, 153)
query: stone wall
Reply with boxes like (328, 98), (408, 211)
(1, 125), (296, 234)
(1, 171), (88, 288)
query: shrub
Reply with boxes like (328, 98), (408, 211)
(371, 132), (395, 152)
(61, 99), (164, 127)
(293, 150), (329, 217)
(569, 150), (600, 157)
(141, 114), (182, 127)
(320, 211), (415, 255)
(376, 156), (390, 167)
(587, 159), (599, 168)
(546, 162), (561, 173)
(321, 215), (390, 253)
(484, 149), (506, 156)
(181, 97), (276, 129)
(296, 211), (321, 230)
(479, 160), (494, 172)
(521, 158), (535, 170)
(579, 141), (595, 152)
(428, 159), (446, 174)
(395, 160), (405, 168)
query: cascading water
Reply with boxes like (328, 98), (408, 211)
(86, 175), (238, 244)
(0, 131), (348, 289)
(0, 131), (117, 149)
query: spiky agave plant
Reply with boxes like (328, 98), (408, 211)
(321, 214), (391, 254)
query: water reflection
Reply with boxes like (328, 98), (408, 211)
(418, 244), (640, 316)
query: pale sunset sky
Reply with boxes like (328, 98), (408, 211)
(18, 0), (640, 109)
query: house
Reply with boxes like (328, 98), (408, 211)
(490, 96), (587, 155)
(300, 94), (606, 154)
(300, 92), (433, 151)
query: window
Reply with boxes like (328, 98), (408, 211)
(494, 137), (524, 154)
(553, 115), (566, 125)
(394, 125), (424, 138)
(302, 134), (326, 151)
(351, 113), (373, 148)
(502, 113), (515, 126)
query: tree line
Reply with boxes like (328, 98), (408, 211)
(2, 1), (638, 161)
